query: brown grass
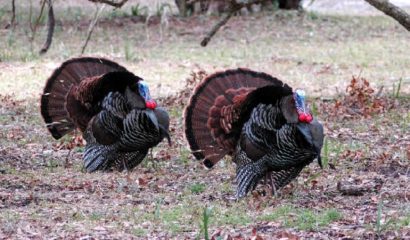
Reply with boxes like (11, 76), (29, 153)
(0, 3), (409, 239)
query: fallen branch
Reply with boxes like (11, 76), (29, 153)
(81, 4), (106, 54)
(364, 0), (410, 31)
(337, 179), (383, 196)
(39, 0), (55, 54)
(88, 0), (128, 8)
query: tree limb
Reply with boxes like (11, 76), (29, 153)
(40, 0), (55, 54)
(88, 0), (128, 8)
(364, 0), (410, 31)
(81, 4), (106, 54)
(200, 9), (237, 47)
(200, 0), (264, 47)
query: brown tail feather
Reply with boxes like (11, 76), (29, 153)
(40, 57), (127, 139)
(184, 68), (288, 168)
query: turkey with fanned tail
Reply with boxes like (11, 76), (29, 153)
(184, 69), (324, 198)
(40, 57), (170, 172)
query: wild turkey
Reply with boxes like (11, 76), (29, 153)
(184, 69), (324, 198)
(40, 57), (170, 172)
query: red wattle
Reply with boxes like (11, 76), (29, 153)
(298, 114), (307, 122)
(298, 113), (313, 123)
(305, 114), (313, 123)
(146, 100), (157, 109)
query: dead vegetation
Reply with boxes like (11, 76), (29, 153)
(1, 71), (408, 239)
(320, 75), (397, 120)
(0, 3), (409, 239)
(160, 68), (208, 106)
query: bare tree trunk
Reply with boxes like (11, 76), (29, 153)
(40, 0), (55, 54)
(175, 0), (188, 17)
(10, 0), (16, 27)
(279, 0), (301, 10)
(364, 0), (410, 31)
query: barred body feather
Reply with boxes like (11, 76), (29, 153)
(184, 69), (324, 198)
(40, 57), (170, 172)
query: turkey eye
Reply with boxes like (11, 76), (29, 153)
(131, 83), (138, 91)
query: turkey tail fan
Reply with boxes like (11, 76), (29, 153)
(184, 68), (289, 168)
(40, 57), (128, 139)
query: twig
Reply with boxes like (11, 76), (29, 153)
(375, 85), (384, 98)
(88, 0), (128, 8)
(405, 167), (409, 202)
(81, 4), (106, 54)
(39, 0), (55, 54)
(364, 0), (410, 31)
(64, 148), (73, 168)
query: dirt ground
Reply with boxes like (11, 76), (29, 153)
(305, 0), (410, 15)
(0, 1), (409, 239)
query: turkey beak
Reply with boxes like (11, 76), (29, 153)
(317, 154), (323, 169)
(316, 147), (323, 169)
(146, 110), (159, 131)
(165, 133), (172, 146)
(159, 125), (172, 146)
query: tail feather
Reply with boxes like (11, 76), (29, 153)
(184, 68), (286, 168)
(40, 57), (128, 139)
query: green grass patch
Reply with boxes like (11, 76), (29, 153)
(189, 183), (206, 194)
(258, 205), (342, 231)
(258, 205), (293, 222)
(132, 204), (193, 234)
(89, 211), (105, 221)
(132, 227), (148, 237)
(214, 205), (253, 226)
(288, 208), (342, 231)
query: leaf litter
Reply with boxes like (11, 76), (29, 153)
(0, 71), (409, 239)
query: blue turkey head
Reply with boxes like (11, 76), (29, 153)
(293, 89), (312, 123)
(138, 81), (152, 101)
(138, 81), (157, 109)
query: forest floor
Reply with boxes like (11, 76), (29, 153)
(0, 2), (409, 239)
